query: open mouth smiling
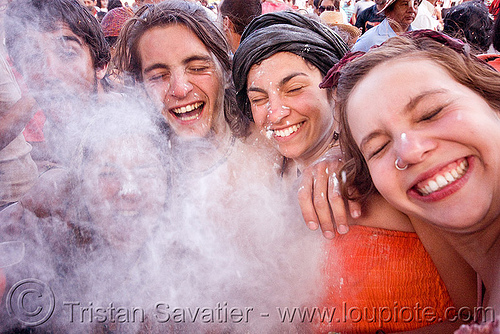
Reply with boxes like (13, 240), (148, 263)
(268, 121), (305, 139)
(413, 157), (469, 197)
(169, 101), (204, 121)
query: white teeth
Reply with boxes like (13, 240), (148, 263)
(436, 175), (447, 187)
(444, 172), (454, 182)
(429, 180), (439, 192)
(417, 159), (469, 196)
(172, 102), (203, 114)
(180, 114), (199, 121)
(273, 123), (302, 138)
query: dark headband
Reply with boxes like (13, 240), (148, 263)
(233, 11), (348, 122)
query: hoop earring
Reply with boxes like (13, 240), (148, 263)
(395, 158), (408, 171)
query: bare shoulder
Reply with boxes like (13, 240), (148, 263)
(354, 194), (415, 232)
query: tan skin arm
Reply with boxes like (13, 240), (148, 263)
(0, 94), (37, 151)
(298, 146), (364, 238)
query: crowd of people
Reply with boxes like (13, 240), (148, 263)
(0, 0), (499, 332)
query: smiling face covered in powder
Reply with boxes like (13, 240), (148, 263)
(138, 24), (225, 140)
(114, 1), (240, 141)
(247, 52), (336, 168)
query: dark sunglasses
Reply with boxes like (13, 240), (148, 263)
(319, 5), (336, 12)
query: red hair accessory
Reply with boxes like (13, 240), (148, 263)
(319, 51), (365, 89)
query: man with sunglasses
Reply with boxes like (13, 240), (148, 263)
(317, 0), (349, 22)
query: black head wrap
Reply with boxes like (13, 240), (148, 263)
(233, 11), (348, 122)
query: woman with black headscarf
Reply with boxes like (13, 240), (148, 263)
(233, 11), (347, 130)
(232, 11), (459, 333)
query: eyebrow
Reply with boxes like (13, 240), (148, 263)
(404, 89), (448, 113)
(359, 89), (449, 153)
(247, 72), (308, 93)
(143, 63), (168, 74)
(143, 55), (213, 74)
(59, 35), (83, 46)
(360, 130), (385, 154)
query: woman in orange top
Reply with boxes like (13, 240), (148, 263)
(332, 30), (500, 331)
(232, 12), (466, 333)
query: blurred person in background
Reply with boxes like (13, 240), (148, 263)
(96, 0), (109, 21)
(83, 0), (99, 17)
(352, 0), (420, 51)
(355, 0), (387, 33)
(219, 0), (262, 54)
(101, 6), (134, 51)
(443, 0), (493, 54)
(477, 11), (500, 70)
(4, 0), (110, 218)
(342, 0), (356, 23)
(261, 0), (293, 13)
(413, 0), (440, 30)
(101, 6), (134, 87)
(0, 0), (39, 212)
(351, 0), (375, 24)
(318, 0), (350, 23)
(107, 0), (123, 11)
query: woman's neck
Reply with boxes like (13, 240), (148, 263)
(295, 131), (337, 172)
(438, 218), (500, 309)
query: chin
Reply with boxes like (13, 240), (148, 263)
(175, 129), (210, 140)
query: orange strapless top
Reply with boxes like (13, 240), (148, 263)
(318, 225), (454, 333)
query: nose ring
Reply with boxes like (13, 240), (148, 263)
(395, 158), (408, 171)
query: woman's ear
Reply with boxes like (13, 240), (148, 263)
(96, 63), (108, 80)
(223, 16), (235, 33)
